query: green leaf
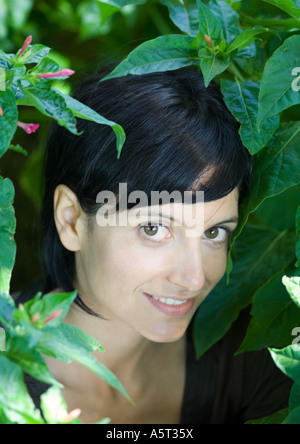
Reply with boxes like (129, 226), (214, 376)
(40, 387), (70, 424)
(227, 27), (269, 54)
(282, 405), (300, 424)
(23, 291), (78, 326)
(289, 382), (300, 412)
(282, 275), (300, 309)
(54, 88), (126, 159)
(101, 35), (199, 81)
(0, 177), (16, 295)
(0, 292), (15, 329)
(5, 337), (61, 387)
(209, 0), (240, 44)
(249, 122), (300, 213)
(221, 79), (279, 155)
(0, 67), (5, 91)
(0, 90), (18, 158)
(0, 327), (5, 351)
(21, 83), (79, 135)
(37, 323), (131, 402)
(245, 407), (288, 424)
(263, 0), (300, 19)
(193, 225), (296, 358)
(257, 35), (300, 129)
(162, 0), (199, 36)
(269, 345), (300, 384)
(0, 354), (43, 424)
(238, 272), (299, 353)
(296, 205), (300, 267)
(21, 44), (51, 64)
(200, 53), (229, 86)
(196, 0), (224, 46)
(30, 57), (60, 76)
(8, 144), (28, 156)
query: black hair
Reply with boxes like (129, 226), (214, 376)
(41, 66), (252, 314)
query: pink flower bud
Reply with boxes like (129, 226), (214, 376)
(0, 106), (3, 116)
(31, 313), (40, 324)
(44, 309), (63, 324)
(19, 35), (33, 55)
(17, 121), (40, 134)
(204, 34), (214, 48)
(38, 69), (75, 79)
(63, 409), (82, 424)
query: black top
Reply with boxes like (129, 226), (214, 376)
(12, 281), (293, 424)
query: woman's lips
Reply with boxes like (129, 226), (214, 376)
(143, 292), (196, 316)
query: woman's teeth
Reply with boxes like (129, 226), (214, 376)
(151, 295), (188, 306)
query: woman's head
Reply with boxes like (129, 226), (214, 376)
(41, 66), (252, 318)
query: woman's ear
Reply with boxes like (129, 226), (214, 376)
(53, 185), (84, 252)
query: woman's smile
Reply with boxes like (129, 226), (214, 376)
(143, 292), (197, 316)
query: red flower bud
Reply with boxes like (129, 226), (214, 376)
(204, 34), (214, 48)
(17, 121), (40, 134)
(38, 69), (75, 79)
(19, 35), (33, 55)
(44, 309), (63, 324)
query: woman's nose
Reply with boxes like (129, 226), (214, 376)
(167, 241), (205, 293)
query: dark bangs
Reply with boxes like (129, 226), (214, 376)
(67, 67), (251, 213)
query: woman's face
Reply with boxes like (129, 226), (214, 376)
(74, 188), (239, 343)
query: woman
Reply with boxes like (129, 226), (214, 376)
(20, 66), (292, 424)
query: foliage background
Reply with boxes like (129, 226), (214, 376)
(1, 0), (300, 424)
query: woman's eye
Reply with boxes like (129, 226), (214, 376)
(140, 224), (170, 242)
(203, 227), (228, 243)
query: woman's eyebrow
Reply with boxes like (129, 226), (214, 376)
(216, 217), (239, 225)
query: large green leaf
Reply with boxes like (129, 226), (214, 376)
(0, 177), (16, 295)
(257, 35), (300, 128)
(289, 382), (300, 412)
(238, 273), (299, 353)
(263, 0), (300, 19)
(20, 83), (79, 135)
(269, 345), (300, 385)
(296, 205), (300, 267)
(249, 122), (300, 213)
(101, 35), (199, 81)
(0, 354), (43, 424)
(282, 275), (300, 309)
(221, 79), (279, 154)
(282, 404), (300, 424)
(5, 337), (61, 387)
(227, 27), (269, 54)
(162, 0), (199, 36)
(54, 89), (126, 159)
(0, 90), (18, 158)
(193, 225), (296, 358)
(196, 0), (224, 42)
(209, 0), (240, 44)
(200, 53), (229, 87)
(37, 323), (131, 403)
